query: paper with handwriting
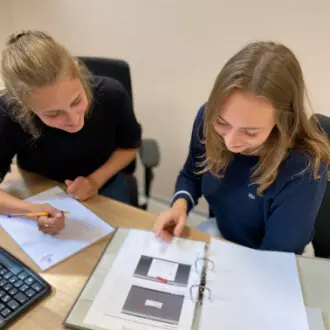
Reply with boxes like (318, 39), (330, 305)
(0, 187), (113, 270)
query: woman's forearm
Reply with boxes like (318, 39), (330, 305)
(0, 189), (35, 214)
(89, 148), (139, 189)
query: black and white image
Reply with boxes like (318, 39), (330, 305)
(134, 255), (192, 287)
(122, 285), (185, 325)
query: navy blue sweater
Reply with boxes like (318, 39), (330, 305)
(173, 105), (327, 254)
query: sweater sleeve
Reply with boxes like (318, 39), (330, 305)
(172, 105), (206, 212)
(260, 167), (327, 254)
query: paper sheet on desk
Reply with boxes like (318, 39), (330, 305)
(199, 239), (310, 330)
(0, 187), (113, 270)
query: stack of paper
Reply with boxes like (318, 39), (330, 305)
(0, 187), (114, 270)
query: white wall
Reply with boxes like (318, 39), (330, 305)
(0, 0), (13, 87)
(7, 0), (330, 201)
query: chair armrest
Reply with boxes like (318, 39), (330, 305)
(139, 139), (160, 168)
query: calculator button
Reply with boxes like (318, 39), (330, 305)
(19, 284), (29, 292)
(25, 289), (36, 298)
(7, 299), (20, 311)
(0, 269), (7, 276)
(14, 293), (28, 304)
(8, 288), (18, 296)
(31, 282), (43, 292)
(0, 304), (5, 311)
(1, 308), (11, 318)
(3, 272), (12, 280)
(1, 295), (10, 303)
(8, 276), (17, 284)
(0, 291), (5, 299)
(18, 272), (29, 280)
(24, 277), (34, 285)
(13, 280), (23, 288)
(3, 284), (12, 292)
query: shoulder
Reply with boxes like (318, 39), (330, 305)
(0, 93), (10, 111)
(189, 104), (206, 155)
(194, 103), (206, 126)
(0, 93), (17, 124)
(269, 149), (327, 194)
(0, 93), (26, 139)
(192, 103), (206, 138)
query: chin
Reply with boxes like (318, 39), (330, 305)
(227, 146), (247, 153)
(62, 121), (85, 133)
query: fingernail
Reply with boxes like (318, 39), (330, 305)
(56, 212), (62, 217)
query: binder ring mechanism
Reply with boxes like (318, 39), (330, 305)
(190, 257), (215, 303)
(190, 283), (212, 303)
(194, 257), (215, 274)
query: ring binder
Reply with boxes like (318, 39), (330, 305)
(190, 283), (212, 303)
(190, 255), (214, 304)
(194, 257), (215, 275)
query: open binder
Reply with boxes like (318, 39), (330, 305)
(63, 228), (311, 330)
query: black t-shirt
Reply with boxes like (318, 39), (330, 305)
(0, 76), (142, 183)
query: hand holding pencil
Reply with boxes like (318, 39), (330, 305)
(25, 203), (66, 235)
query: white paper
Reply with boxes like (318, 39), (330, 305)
(147, 259), (179, 281)
(0, 187), (113, 270)
(306, 308), (325, 330)
(84, 229), (206, 330)
(199, 239), (309, 330)
(145, 299), (163, 309)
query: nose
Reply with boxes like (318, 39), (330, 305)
(224, 129), (242, 148)
(66, 110), (81, 126)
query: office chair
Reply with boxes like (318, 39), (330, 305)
(311, 114), (330, 258)
(78, 56), (160, 209)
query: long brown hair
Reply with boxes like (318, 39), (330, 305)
(202, 41), (330, 194)
(0, 30), (92, 137)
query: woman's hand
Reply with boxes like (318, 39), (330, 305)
(30, 203), (65, 235)
(65, 177), (98, 201)
(153, 199), (188, 242)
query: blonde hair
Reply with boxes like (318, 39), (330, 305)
(0, 30), (92, 137)
(202, 41), (330, 194)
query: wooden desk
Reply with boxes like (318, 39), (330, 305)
(1, 166), (330, 329)
(0, 167), (208, 329)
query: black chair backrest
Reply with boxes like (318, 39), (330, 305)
(312, 114), (330, 257)
(78, 56), (133, 103)
(78, 56), (136, 174)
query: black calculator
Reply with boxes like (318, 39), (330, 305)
(0, 247), (51, 329)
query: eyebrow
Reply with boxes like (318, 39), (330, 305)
(44, 95), (81, 114)
(217, 116), (266, 130)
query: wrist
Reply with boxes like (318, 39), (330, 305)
(25, 202), (44, 213)
(172, 198), (188, 215)
(88, 172), (107, 191)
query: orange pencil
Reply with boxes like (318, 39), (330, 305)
(5, 211), (69, 218)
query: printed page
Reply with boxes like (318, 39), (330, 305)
(84, 229), (206, 330)
(0, 187), (113, 270)
(198, 239), (309, 330)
